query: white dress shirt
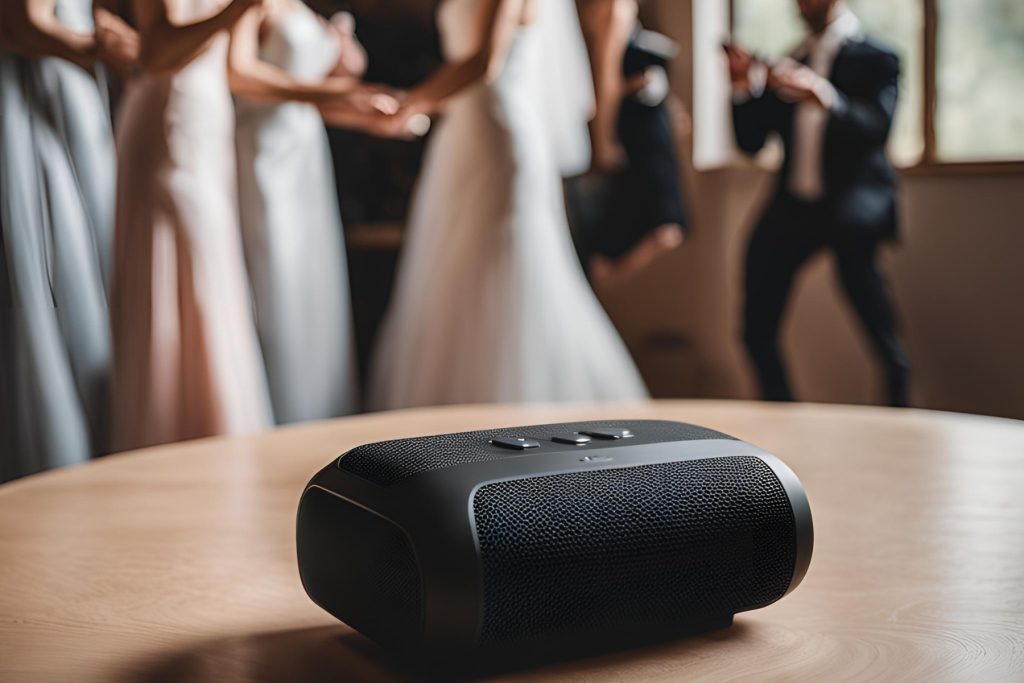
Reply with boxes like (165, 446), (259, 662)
(786, 7), (861, 200)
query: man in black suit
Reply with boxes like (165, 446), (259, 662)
(726, 0), (910, 406)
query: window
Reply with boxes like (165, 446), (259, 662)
(730, 0), (1024, 167)
(935, 0), (1024, 161)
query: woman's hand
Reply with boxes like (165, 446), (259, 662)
(94, 7), (139, 76)
(318, 103), (416, 139)
(588, 69), (641, 173)
(327, 11), (367, 78)
(5, 0), (97, 70)
(317, 84), (420, 139)
(592, 134), (626, 172)
(722, 41), (754, 91)
(396, 86), (438, 119)
(344, 83), (403, 116)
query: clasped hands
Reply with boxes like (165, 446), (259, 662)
(723, 42), (833, 109)
(318, 86), (433, 140)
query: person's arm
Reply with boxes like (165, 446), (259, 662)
(725, 42), (780, 155)
(92, 6), (140, 78)
(320, 104), (417, 139)
(733, 93), (782, 155)
(325, 11), (366, 78)
(578, 0), (636, 171)
(767, 49), (898, 147)
(133, 0), (256, 74)
(1, 0), (95, 70)
(401, 0), (524, 115)
(827, 51), (899, 145)
(227, 7), (358, 105)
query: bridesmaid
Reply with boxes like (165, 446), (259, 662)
(110, 0), (272, 451)
(229, 2), (395, 423)
(0, 0), (123, 479)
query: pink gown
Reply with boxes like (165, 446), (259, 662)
(110, 3), (272, 451)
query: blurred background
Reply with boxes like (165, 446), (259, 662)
(338, 0), (1024, 416)
(2, 0), (1022, 483)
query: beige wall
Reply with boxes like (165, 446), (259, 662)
(602, 1), (1024, 420)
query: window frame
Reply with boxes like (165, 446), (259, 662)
(728, 0), (1024, 174)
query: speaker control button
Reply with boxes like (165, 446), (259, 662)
(552, 434), (592, 445)
(490, 437), (540, 450)
(580, 428), (634, 440)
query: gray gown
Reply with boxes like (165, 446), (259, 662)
(0, 0), (114, 481)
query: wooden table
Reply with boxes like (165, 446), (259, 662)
(1, 401), (1022, 681)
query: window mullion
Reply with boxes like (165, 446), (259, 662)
(923, 0), (938, 164)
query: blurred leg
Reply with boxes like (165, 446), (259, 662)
(589, 91), (689, 284)
(743, 207), (820, 401)
(589, 223), (684, 285)
(832, 234), (910, 407)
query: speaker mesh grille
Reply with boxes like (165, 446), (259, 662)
(338, 420), (733, 485)
(472, 456), (795, 645)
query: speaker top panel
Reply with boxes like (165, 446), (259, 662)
(336, 420), (736, 485)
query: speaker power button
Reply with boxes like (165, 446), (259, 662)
(490, 438), (540, 450)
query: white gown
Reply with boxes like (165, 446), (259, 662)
(0, 0), (114, 479)
(369, 0), (649, 409)
(111, 0), (272, 451)
(235, 5), (358, 423)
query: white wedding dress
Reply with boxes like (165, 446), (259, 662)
(235, 4), (358, 423)
(369, 0), (648, 409)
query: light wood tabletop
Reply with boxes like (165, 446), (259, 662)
(1, 401), (1023, 682)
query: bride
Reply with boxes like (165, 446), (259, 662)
(369, 0), (649, 409)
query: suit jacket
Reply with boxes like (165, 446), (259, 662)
(733, 38), (901, 240)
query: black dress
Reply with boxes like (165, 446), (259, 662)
(569, 28), (689, 264)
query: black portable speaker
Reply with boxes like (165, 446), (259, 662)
(296, 420), (813, 663)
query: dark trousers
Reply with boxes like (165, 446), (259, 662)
(742, 196), (910, 406)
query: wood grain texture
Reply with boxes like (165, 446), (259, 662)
(1, 400), (1022, 682)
